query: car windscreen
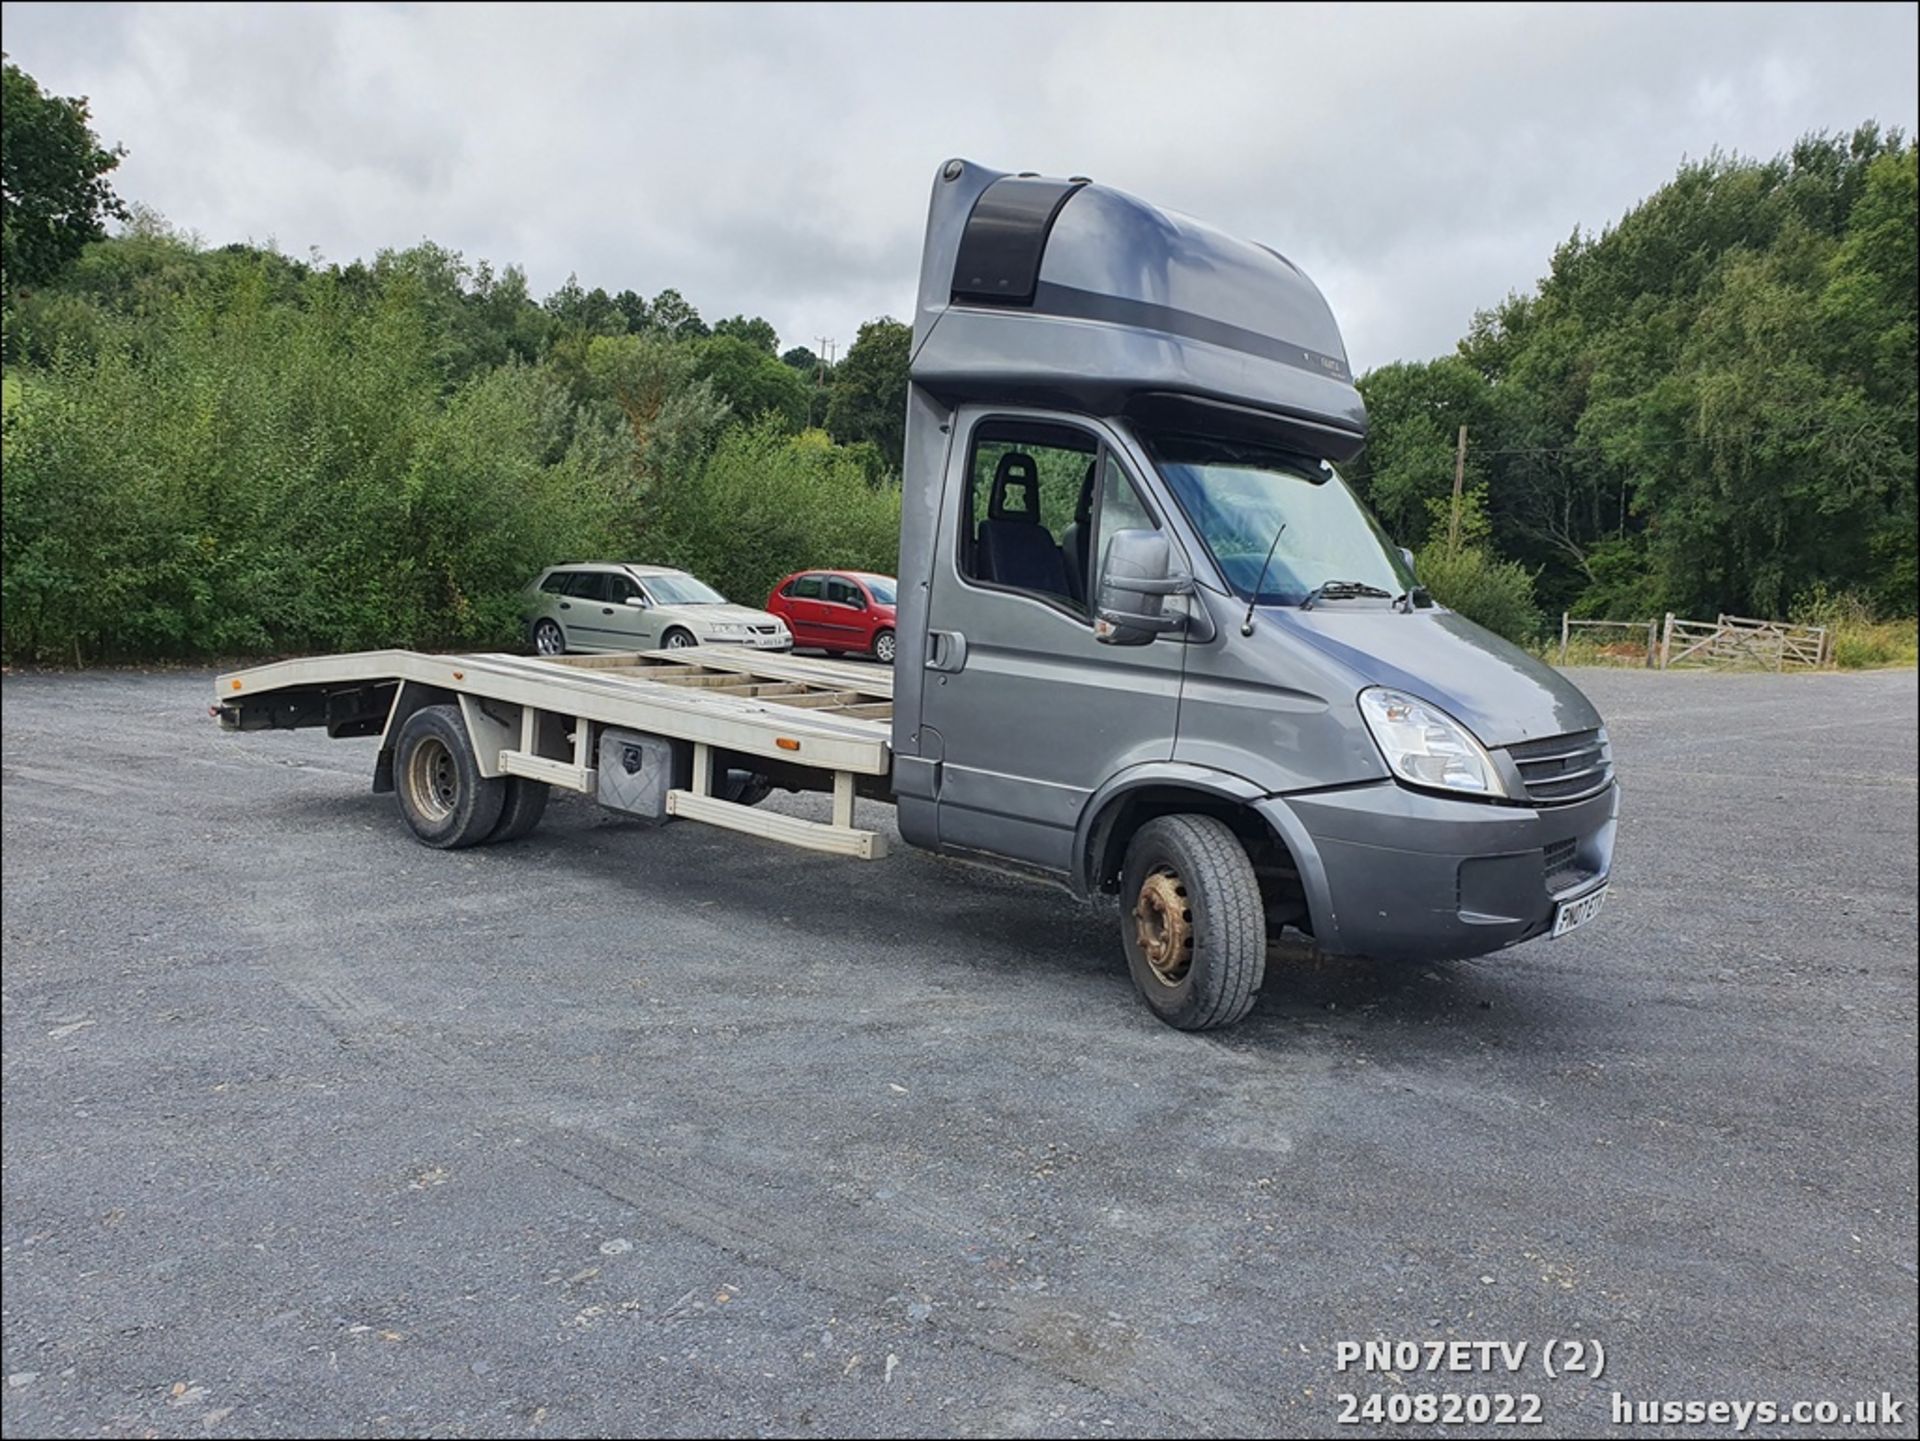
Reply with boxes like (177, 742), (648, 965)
(642, 573), (727, 606)
(1142, 432), (1414, 604)
(861, 577), (897, 605)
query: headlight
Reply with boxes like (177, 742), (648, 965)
(710, 622), (746, 635)
(1358, 688), (1507, 799)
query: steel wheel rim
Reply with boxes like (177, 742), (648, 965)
(406, 736), (459, 823)
(875, 633), (896, 662)
(667, 632), (692, 648)
(535, 622), (563, 655)
(1133, 865), (1194, 986)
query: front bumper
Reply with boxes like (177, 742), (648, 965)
(1256, 780), (1618, 961)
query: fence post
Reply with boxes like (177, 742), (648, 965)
(1645, 620), (1657, 668)
(1559, 612), (1570, 665)
(1660, 613), (1674, 670)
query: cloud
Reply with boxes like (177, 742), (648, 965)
(2, 0), (1914, 369)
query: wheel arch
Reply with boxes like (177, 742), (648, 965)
(1074, 763), (1270, 897)
(372, 680), (462, 793)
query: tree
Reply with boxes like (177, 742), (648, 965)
(710, 314), (778, 353)
(694, 335), (809, 432)
(1, 58), (127, 293)
(825, 317), (911, 476)
(780, 344), (820, 373)
(649, 287), (708, 340)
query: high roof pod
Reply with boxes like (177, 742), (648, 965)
(910, 159), (1368, 461)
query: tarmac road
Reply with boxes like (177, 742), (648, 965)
(2, 666), (1915, 1438)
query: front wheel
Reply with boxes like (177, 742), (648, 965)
(871, 628), (897, 665)
(1119, 814), (1266, 1030)
(662, 628), (696, 650)
(531, 619), (566, 656)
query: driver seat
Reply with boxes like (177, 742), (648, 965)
(976, 452), (1070, 597)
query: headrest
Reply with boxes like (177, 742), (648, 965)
(989, 451), (1041, 522)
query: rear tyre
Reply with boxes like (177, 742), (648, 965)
(1119, 814), (1266, 1030)
(532, 619), (566, 656)
(394, 704), (506, 849)
(485, 776), (551, 843)
(871, 628), (897, 665)
(663, 628), (696, 649)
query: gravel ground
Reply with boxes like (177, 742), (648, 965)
(2, 666), (1915, 1439)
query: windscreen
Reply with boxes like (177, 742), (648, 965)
(1143, 432), (1414, 604)
(643, 572), (728, 606)
(861, 576), (898, 605)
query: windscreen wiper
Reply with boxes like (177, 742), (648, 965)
(1299, 579), (1393, 610)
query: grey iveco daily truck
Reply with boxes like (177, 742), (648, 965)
(215, 159), (1619, 1030)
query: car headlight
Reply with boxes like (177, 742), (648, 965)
(710, 622), (746, 635)
(1358, 687), (1507, 799)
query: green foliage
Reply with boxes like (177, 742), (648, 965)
(826, 317), (911, 477)
(1415, 545), (1543, 646)
(1, 58), (127, 294)
(710, 314), (778, 353)
(648, 423), (901, 607)
(694, 334), (810, 432)
(1357, 125), (1918, 628)
(0, 195), (903, 663)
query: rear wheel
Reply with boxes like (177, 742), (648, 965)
(1119, 814), (1266, 1030)
(532, 619), (566, 656)
(663, 628), (696, 650)
(871, 628), (897, 665)
(485, 776), (550, 843)
(394, 704), (506, 848)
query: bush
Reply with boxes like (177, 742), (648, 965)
(1415, 543), (1544, 646)
(1, 271), (634, 662)
(648, 422), (901, 607)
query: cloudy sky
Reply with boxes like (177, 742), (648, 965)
(3, 2), (1915, 370)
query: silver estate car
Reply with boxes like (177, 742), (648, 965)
(523, 563), (792, 656)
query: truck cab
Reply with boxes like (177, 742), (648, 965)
(890, 161), (1618, 1028)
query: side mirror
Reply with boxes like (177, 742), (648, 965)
(624, 595), (649, 609)
(1399, 546), (1417, 576)
(1095, 530), (1189, 646)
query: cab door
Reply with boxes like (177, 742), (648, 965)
(597, 573), (658, 650)
(915, 408), (1186, 873)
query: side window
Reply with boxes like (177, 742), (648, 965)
(778, 578), (795, 597)
(959, 419), (1098, 612)
(540, 572), (570, 594)
(603, 575), (640, 604)
(562, 572), (603, 600)
(791, 574), (825, 601)
(1091, 453), (1159, 598)
(825, 577), (863, 608)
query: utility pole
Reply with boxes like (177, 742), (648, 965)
(813, 337), (836, 429)
(1448, 424), (1468, 556)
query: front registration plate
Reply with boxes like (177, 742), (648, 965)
(1552, 884), (1609, 938)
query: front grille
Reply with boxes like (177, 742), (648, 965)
(1543, 837), (1577, 873)
(1541, 836), (1596, 893)
(1504, 728), (1613, 805)
(752, 624), (778, 634)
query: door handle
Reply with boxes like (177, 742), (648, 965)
(559, 602), (571, 610)
(601, 606), (615, 615)
(925, 629), (968, 673)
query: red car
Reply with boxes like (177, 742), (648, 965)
(765, 570), (898, 663)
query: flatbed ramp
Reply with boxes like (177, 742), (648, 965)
(216, 648), (895, 857)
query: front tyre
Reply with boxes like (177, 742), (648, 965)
(662, 628), (696, 649)
(532, 619), (566, 656)
(394, 704), (506, 848)
(1119, 814), (1266, 1030)
(871, 628), (897, 665)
